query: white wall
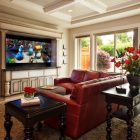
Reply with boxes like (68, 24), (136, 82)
(59, 29), (70, 77)
(69, 15), (140, 72)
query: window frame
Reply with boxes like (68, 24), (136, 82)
(74, 28), (138, 72)
(95, 28), (138, 72)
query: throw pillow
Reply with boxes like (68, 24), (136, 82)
(71, 69), (86, 83)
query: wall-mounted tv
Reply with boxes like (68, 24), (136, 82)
(6, 34), (57, 70)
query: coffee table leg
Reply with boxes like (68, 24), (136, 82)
(106, 103), (112, 140)
(59, 111), (66, 140)
(24, 127), (34, 140)
(4, 113), (13, 140)
(37, 121), (43, 131)
(126, 105), (134, 140)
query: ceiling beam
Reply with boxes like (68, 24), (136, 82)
(78, 0), (107, 13)
(7, 0), (43, 13)
(44, 0), (75, 14)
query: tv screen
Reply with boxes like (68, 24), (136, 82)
(6, 34), (56, 70)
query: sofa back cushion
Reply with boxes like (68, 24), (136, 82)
(70, 69), (86, 83)
(83, 71), (100, 81)
(99, 71), (109, 78)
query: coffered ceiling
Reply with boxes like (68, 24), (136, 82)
(0, 0), (140, 29)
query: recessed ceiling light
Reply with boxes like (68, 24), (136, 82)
(68, 9), (73, 13)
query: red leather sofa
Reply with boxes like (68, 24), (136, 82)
(54, 69), (116, 94)
(40, 70), (127, 139)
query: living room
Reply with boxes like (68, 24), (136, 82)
(0, 0), (140, 140)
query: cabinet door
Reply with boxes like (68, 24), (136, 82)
(21, 78), (30, 92)
(44, 76), (57, 85)
(11, 80), (21, 95)
(38, 77), (45, 87)
(30, 77), (38, 88)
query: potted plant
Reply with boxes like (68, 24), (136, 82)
(24, 87), (37, 100)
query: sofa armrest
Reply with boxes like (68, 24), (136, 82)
(54, 77), (72, 85)
(70, 83), (101, 104)
(38, 90), (81, 115)
(38, 89), (78, 106)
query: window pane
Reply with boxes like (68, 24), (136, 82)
(79, 37), (90, 70)
(115, 31), (134, 73)
(96, 34), (114, 72)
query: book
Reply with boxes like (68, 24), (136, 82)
(21, 97), (40, 107)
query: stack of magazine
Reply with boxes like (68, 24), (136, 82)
(21, 97), (40, 107)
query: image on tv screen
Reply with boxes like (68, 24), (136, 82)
(6, 35), (52, 64)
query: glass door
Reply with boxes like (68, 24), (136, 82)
(76, 36), (90, 70)
(96, 34), (114, 72)
(95, 30), (134, 73)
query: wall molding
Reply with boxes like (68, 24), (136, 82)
(0, 22), (63, 39)
(0, 11), (57, 29)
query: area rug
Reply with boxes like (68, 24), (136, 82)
(0, 103), (140, 140)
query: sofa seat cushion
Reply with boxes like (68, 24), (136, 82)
(70, 69), (86, 83)
(83, 71), (100, 81)
(57, 83), (76, 94)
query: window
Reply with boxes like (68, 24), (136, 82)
(95, 29), (136, 73)
(75, 28), (138, 72)
(96, 34), (114, 72)
(76, 36), (90, 70)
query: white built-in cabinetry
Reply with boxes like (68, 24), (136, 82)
(5, 68), (59, 96)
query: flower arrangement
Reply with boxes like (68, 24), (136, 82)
(111, 47), (140, 77)
(24, 87), (37, 99)
(97, 50), (110, 71)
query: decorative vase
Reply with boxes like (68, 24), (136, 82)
(24, 92), (34, 100)
(126, 75), (140, 94)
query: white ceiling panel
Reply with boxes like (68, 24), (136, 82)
(0, 0), (140, 28)
(59, 3), (94, 18)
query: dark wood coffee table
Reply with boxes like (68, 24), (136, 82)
(102, 83), (140, 140)
(4, 94), (66, 140)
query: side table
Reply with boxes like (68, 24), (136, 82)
(4, 94), (66, 140)
(102, 83), (140, 140)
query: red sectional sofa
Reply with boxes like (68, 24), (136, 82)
(40, 69), (127, 139)
(54, 69), (117, 94)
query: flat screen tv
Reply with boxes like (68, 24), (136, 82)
(6, 34), (57, 70)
